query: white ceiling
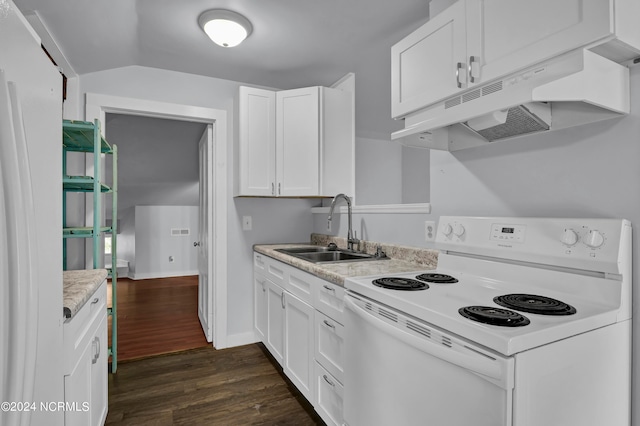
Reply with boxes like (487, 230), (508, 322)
(14, 0), (430, 138)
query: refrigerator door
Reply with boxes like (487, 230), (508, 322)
(0, 70), (40, 426)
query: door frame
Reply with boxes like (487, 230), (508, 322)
(85, 93), (229, 349)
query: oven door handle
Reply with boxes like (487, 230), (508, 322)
(345, 296), (511, 388)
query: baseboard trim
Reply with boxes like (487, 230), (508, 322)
(131, 271), (198, 280)
(225, 331), (259, 348)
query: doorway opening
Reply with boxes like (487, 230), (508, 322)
(86, 93), (229, 353)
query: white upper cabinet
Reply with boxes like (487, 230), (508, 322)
(392, 0), (639, 119)
(391, 0), (467, 119)
(238, 87), (276, 196)
(237, 85), (353, 198)
(277, 87), (320, 196)
(467, 0), (612, 90)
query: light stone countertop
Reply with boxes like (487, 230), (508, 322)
(254, 234), (439, 286)
(63, 269), (108, 319)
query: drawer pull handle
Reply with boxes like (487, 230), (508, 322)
(323, 374), (335, 387)
(323, 285), (335, 292)
(91, 298), (99, 304)
(323, 320), (335, 329)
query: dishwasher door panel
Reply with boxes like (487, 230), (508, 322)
(344, 294), (513, 426)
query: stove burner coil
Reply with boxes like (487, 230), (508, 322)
(459, 306), (530, 327)
(493, 294), (577, 316)
(415, 273), (458, 284)
(372, 277), (429, 291)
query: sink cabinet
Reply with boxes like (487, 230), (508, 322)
(63, 280), (108, 426)
(237, 85), (353, 197)
(391, 0), (639, 119)
(253, 252), (345, 426)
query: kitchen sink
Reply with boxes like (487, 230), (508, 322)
(276, 247), (334, 254)
(275, 247), (386, 264)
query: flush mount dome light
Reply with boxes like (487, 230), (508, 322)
(198, 9), (253, 48)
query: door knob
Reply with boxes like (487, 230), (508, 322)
(193, 242), (200, 247)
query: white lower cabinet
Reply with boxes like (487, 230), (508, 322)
(254, 274), (268, 341)
(63, 280), (108, 426)
(265, 278), (286, 366)
(254, 252), (345, 425)
(315, 311), (345, 383)
(284, 292), (315, 402)
(315, 362), (344, 426)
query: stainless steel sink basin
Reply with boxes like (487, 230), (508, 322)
(275, 247), (386, 264)
(276, 247), (334, 254)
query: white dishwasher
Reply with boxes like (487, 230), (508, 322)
(343, 294), (514, 426)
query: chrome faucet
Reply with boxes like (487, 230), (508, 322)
(327, 193), (360, 251)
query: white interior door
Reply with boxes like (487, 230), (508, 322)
(197, 125), (214, 343)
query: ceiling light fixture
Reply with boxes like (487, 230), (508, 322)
(198, 9), (253, 48)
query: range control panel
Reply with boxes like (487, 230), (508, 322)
(490, 223), (526, 243)
(436, 216), (630, 274)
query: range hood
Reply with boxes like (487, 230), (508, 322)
(392, 49), (630, 151)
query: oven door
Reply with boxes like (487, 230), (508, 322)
(344, 293), (514, 426)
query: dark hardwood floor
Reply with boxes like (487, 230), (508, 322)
(105, 275), (323, 424)
(106, 344), (323, 425)
(107, 276), (209, 361)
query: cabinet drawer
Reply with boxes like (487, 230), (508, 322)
(254, 252), (267, 273)
(313, 280), (345, 324)
(63, 280), (107, 375)
(314, 362), (344, 426)
(286, 267), (317, 305)
(315, 312), (344, 384)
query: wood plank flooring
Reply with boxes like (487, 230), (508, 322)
(107, 276), (209, 361)
(106, 344), (324, 425)
(105, 276), (322, 424)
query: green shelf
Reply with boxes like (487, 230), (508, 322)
(63, 176), (112, 192)
(63, 119), (113, 153)
(62, 118), (119, 374)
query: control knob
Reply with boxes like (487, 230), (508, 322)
(561, 229), (579, 246)
(441, 223), (453, 236)
(583, 229), (604, 248)
(452, 223), (465, 237)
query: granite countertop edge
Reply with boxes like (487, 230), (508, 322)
(63, 269), (109, 319)
(254, 234), (439, 287)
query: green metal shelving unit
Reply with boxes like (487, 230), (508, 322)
(62, 119), (119, 373)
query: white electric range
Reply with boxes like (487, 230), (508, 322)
(343, 216), (632, 426)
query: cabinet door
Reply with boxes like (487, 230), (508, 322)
(391, 0), (467, 118)
(276, 87), (320, 196)
(467, 0), (612, 86)
(64, 342), (92, 426)
(254, 273), (268, 341)
(265, 279), (285, 365)
(91, 313), (108, 426)
(284, 292), (315, 403)
(238, 86), (276, 196)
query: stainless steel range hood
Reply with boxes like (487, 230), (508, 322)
(392, 49), (630, 151)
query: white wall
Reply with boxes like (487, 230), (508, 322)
(355, 137), (430, 206)
(132, 206), (198, 279)
(316, 65), (640, 425)
(77, 65), (319, 344)
(116, 206), (135, 277)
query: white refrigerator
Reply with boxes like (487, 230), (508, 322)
(0, 1), (64, 425)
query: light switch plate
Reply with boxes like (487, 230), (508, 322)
(242, 215), (252, 231)
(425, 221), (436, 242)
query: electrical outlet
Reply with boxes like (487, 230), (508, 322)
(242, 215), (252, 231)
(425, 221), (436, 242)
